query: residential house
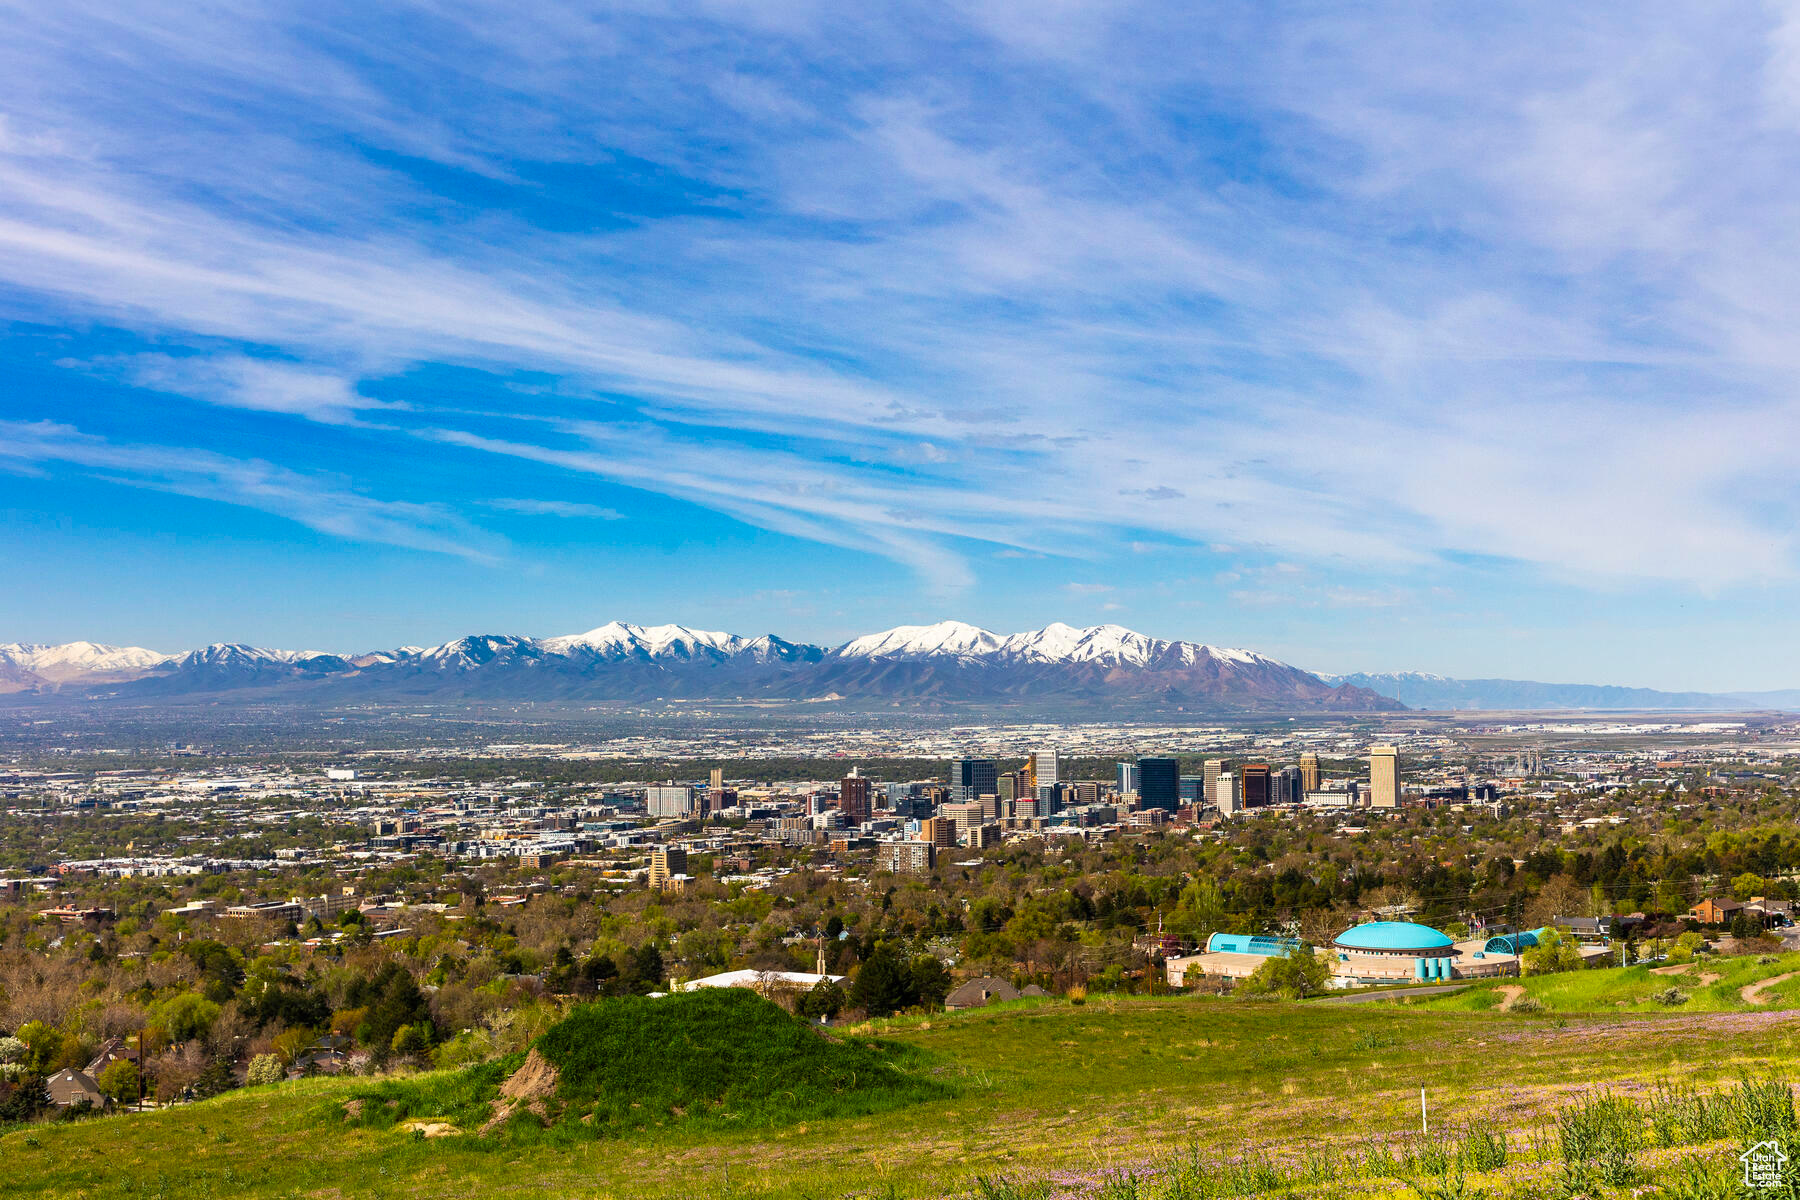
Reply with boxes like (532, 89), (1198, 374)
(1690, 898), (1746, 925)
(943, 976), (1020, 1010)
(84, 1037), (139, 1076)
(46, 1067), (107, 1109)
(1746, 898), (1795, 927)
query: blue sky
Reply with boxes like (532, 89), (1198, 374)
(4, 3), (1800, 690)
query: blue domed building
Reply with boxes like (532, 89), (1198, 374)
(1332, 920), (1459, 982)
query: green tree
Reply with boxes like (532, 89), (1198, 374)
(1733, 873), (1767, 901)
(796, 978), (846, 1022)
(244, 1054), (284, 1087)
(390, 1023), (432, 1060)
(1667, 930), (1708, 963)
(1239, 946), (1333, 999)
(907, 955), (951, 1008)
(150, 991), (222, 1043)
(1522, 928), (1584, 975)
(850, 943), (913, 1017)
(96, 1059), (139, 1106)
(1166, 878), (1228, 943)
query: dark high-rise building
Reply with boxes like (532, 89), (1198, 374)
(1241, 763), (1272, 808)
(949, 758), (998, 803)
(839, 772), (871, 825)
(1137, 757), (1180, 811)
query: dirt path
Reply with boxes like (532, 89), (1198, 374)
(1650, 964), (1692, 976)
(1742, 972), (1797, 1006)
(1496, 984), (1527, 1011)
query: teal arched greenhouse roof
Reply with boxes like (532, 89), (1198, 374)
(1333, 921), (1455, 952)
(1483, 929), (1550, 955)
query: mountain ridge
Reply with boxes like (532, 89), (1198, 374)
(0, 621), (1391, 711)
(9, 630), (1799, 711)
(1326, 671), (1800, 713)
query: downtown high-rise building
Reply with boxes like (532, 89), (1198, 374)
(1137, 756), (1180, 811)
(949, 757), (999, 803)
(1116, 761), (1140, 795)
(1369, 745), (1400, 808)
(1203, 759), (1223, 802)
(1299, 752), (1320, 794)
(1241, 763), (1272, 808)
(1214, 771), (1240, 815)
(839, 769), (871, 826)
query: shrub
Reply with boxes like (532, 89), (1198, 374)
(1726, 1075), (1796, 1142)
(1556, 1091), (1642, 1171)
(1651, 986), (1690, 1006)
(1648, 1082), (1728, 1147)
(1458, 1124), (1508, 1172)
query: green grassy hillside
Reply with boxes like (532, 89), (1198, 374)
(1419, 951), (1800, 1014)
(345, 988), (949, 1139)
(4, 989), (1800, 1198)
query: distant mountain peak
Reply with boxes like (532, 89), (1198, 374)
(835, 621), (1007, 660)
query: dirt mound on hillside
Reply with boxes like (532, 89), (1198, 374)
(482, 1048), (559, 1133)
(501, 1048), (558, 1103)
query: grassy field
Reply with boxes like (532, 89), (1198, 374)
(1417, 950), (1800, 1014)
(5, 984), (1800, 1198)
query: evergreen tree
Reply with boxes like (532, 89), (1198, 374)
(851, 943), (912, 1016)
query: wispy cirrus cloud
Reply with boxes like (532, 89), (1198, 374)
(3, 0), (1800, 610)
(96, 354), (394, 426)
(482, 498), (625, 520)
(0, 420), (502, 564)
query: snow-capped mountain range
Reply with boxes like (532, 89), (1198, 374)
(0, 621), (1393, 711)
(0, 641), (175, 688)
(13, 625), (1796, 710)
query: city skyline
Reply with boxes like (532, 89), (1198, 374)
(7, 7), (1800, 690)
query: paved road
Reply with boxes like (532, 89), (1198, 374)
(1316, 983), (1470, 1004)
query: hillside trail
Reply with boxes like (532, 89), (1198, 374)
(1742, 972), (1797, 1006)
(1496, 985), (1526, 1011)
